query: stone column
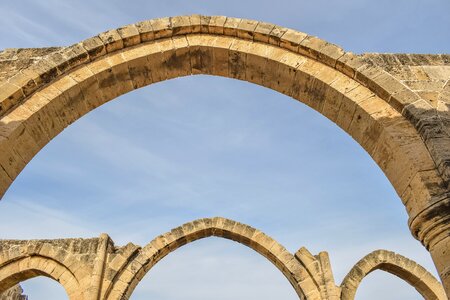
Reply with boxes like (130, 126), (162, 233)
(410, 195), (450, 296)
(430, 236), (450, 296)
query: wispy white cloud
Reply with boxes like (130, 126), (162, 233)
(0, 197), (97, 239)
(0, 9), (58, 46)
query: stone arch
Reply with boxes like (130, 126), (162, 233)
(0, 15), (448, 293)
(0, 255), (82, 299)
(103, 217), (321, 300)
(340, 250), (446, 300)
(0, 240), (96, 300)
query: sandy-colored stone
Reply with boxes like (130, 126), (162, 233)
(0, 16), (448, 299)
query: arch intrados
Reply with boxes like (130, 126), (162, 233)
(340, 250), (446, 300)
(106, 217), (320, 300)
(0, 20), (436, 229)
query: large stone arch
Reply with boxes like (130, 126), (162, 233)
(0, 15), (448, 294)
(103, 217), (325, 300)
(340, 250), (446, 300)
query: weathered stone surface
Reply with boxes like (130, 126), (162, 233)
(0, 47), (61, 83)
(0, 15), (449, 298)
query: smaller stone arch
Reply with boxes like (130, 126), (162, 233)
(0, 255), (83, 299)
(104, 217), (322, 300)
(0, 239), (100, 300)
(340, 249), (446, 300)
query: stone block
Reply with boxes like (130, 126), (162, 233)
(117, 24), (141, 47)
(98, 29), (124, 53)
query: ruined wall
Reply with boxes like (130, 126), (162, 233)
(0, 218), (445, 300)
(361, 53), (450, 109)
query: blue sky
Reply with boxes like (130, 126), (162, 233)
(0, 1), (449, 299)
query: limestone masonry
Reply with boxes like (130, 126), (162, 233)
(0, 218), (446, 300)
(0, 15), (448, 299)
